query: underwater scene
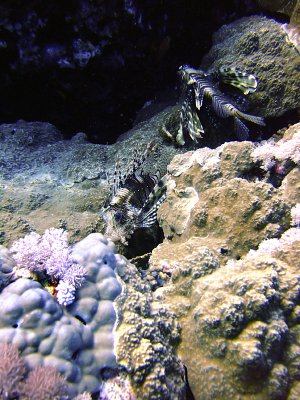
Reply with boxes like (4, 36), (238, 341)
(0, 1), (299, 399)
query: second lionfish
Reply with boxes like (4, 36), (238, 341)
(165, 65), (265, 145)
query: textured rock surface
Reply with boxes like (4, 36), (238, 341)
(149, 123), (300, 399)
(201, 16), (300, 118)
(154, 124), (299, 266)
(0, 233), (121, 397)
(0, 114), (183, 250)
(152, 228), (300, 399)
(257, 0), (298, 18)
(115, 255), (185, 400)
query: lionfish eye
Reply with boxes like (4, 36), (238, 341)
(114, 210), (126, 224)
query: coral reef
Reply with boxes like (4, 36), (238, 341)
(0, 15), (298, 254)
(0, 232), (186, 399)
(0, 233), (122, 397)
(0, 9), (299, 400)
(149, 123), (300, 399)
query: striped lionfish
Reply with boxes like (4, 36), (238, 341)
(169, 65), (265, 145)
(101, 143), (167, 245)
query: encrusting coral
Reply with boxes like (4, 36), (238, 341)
(114, 256), (186, 400)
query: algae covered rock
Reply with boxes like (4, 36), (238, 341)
(0, 112), (182, 249)
(201, 16), (300, 118)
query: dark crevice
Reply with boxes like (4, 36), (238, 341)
(0, 0), (265, 144)
(123, 224), (164, 262)
(74, 314), (86, 325)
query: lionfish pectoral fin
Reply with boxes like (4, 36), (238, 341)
(237, 111), (265, 126)
(211, 96), (235, 118)
(136, 175), (167, 227)
(177, 112), (186, 145)
(137, 192), (167, 228)
(219, 66), (258, 95)
(234, 117), (250, 140)
(188, 111), (204, 141)
(137, 207), (158, 228)
(195, 86), (205, 110)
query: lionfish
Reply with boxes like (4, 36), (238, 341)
(101, 143), (167, 245)
(174, 65), (265, 145)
